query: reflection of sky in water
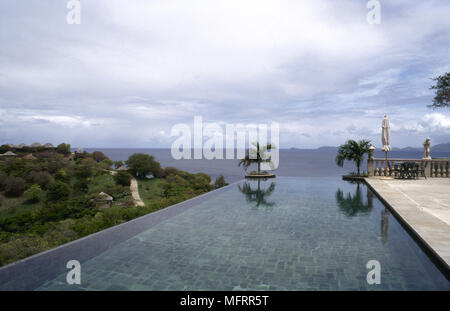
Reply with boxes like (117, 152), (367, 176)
(38, 177), (449, 290)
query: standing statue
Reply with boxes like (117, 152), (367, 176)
(423, 138), (431, 160)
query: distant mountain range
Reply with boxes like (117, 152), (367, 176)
(304, 143), (450, 152)
(390, 143), (450, 152)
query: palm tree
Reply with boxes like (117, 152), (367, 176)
(238, 142), (275, 173)
(335, 139), (371, 176)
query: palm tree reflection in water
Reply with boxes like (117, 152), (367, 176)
(336, 181), (390, 244)
(381, 207), (390, 245)
(335, 181), (373, 217)
(238, 179), (276, 210)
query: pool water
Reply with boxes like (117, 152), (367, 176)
(14, 177), (450, 290)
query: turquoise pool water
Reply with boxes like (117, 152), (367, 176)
(4, 177), (450, 290)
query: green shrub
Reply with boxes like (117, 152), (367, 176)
(56, 143), (71, 155)
(92, 151), (109, 163)
(114, 170), (132, 186)
(164, 167), (180, 176)
(100, 159), (113, 170)
(46, 181), (71, 203)
(27, 171), (52, 189)
(153, 167), (166, 178)
(55, 169), (71, 183)
(0, 235), (49, 267)
(0, 171), (7, 190)
(3, 158), (29, 177)
(24, 184), (43, 203)
(4, 177), (26, 197)
(73, 179), (89, 194)
(214, 175), (228, 188)
(75, 158), (97, 179)
(161, 182), (188, 198)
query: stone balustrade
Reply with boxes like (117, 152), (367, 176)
(368, 158), (450, 178)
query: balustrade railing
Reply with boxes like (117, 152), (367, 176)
(368, 158), (450, 178)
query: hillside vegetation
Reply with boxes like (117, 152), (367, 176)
(0, 145), (219, 267)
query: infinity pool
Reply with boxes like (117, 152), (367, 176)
(1, 177), (449, 290)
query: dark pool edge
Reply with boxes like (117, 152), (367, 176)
(363, 178), (450, 280)
(0, 179), (245, 290)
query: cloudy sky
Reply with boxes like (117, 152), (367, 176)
(0, 0), (449, 148)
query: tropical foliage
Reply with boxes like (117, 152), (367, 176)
(429, 72), (450, 109)
(238, 142), (275, 173)
(0, 147), (214, 267)
(335, 139), (371, 176)
(214, 175), (228, 188)
(126, 153), (162, 178)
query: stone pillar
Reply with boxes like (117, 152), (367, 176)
(423, 160), (432, 178)
(368, 158), (374, 177)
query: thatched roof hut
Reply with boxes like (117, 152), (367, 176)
(95, 192), (114, 208)
(31, 142), (42, 148)
(117, 165), (128, 171)
(23, 154), (37, 160)
(43, 143), (54, 148)
(0, 151), (17, 159)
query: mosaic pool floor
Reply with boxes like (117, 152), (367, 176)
(36, 177), (449, 290)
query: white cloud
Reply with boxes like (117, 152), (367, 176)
(422, 113), (450, 130)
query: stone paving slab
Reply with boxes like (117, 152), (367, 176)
(365, 177), (450, 270)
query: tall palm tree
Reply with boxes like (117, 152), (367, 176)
(238, 142), (275, 173)
(335, 139), (371, 176)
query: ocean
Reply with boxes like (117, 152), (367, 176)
(83, 148), (450, 183)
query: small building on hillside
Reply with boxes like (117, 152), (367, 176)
(43, 143), (54, 148)
(31, 142), (42, 148)
(0, 151), (17, 159)
(94, 192), (114, 209)
(23, 154), (37, 160)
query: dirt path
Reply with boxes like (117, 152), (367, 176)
(130, 177), (145, 207)
(107, 170), (145, 207)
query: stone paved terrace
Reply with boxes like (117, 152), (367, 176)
(365, 177), (450, 270)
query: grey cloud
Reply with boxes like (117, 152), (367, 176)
(1, 1), (449, 147)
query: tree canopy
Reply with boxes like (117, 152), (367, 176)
(125, 153), (162, 178)
(238, 142), (275, 173)
(56, 143), (71, 155)
(335, 139), (371, 176)
(429, 72), (450, 109)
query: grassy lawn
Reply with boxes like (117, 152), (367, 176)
(137, 178), (165, 206)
